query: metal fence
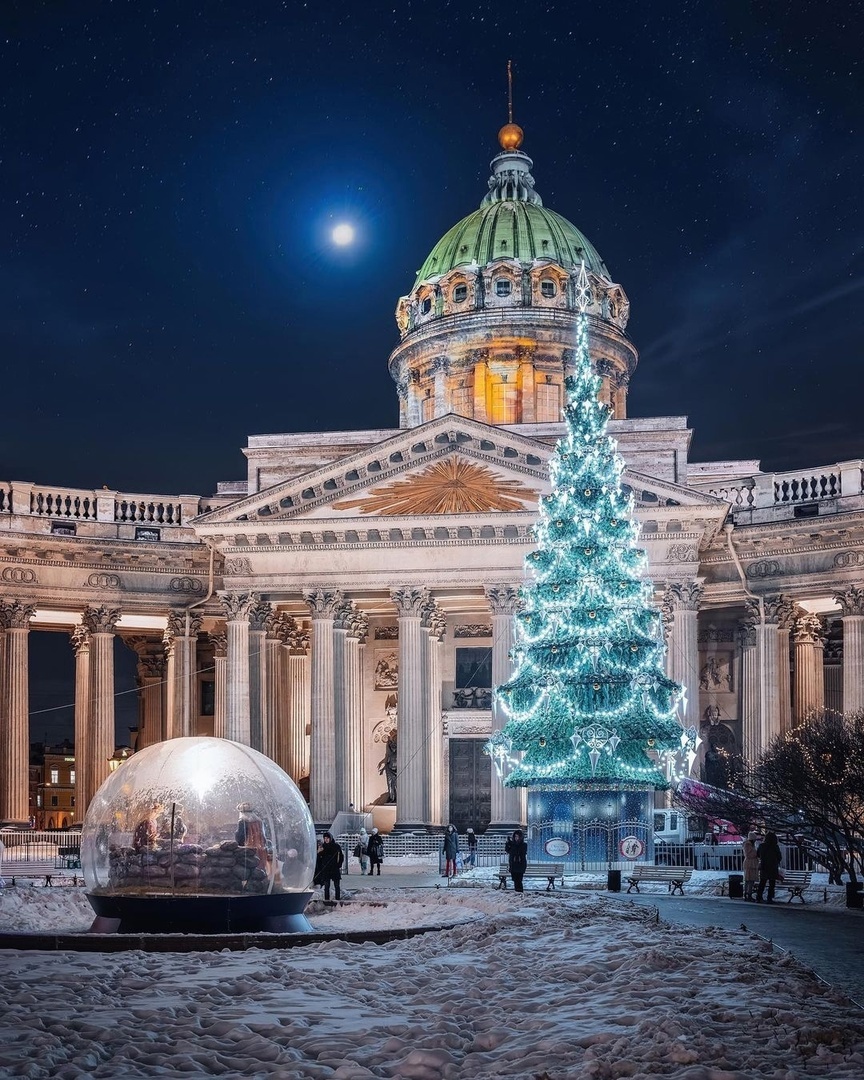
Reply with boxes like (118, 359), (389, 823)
(0, 829), (82, 869)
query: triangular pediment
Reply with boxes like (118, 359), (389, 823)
(193, 414), (728, 530)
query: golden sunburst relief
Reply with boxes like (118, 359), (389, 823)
(330, 457), (540, 515)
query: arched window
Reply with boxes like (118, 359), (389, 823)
(540, 280), (557, 298)
(495, 278), (512, 297)
(453, 284), (468, 303)
(421, 297), (432, 315)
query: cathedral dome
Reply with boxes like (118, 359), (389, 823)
(414, 197), (609, 288)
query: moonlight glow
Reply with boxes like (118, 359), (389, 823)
(331, 222), (355, 246)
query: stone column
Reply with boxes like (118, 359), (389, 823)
(777, 600), (796, 733)
(126, 637), (165, 749)
(344, 607), (368, 812)
(163, 611), (202, 740)
(262, 615), (282, 761)
(332, 601), (350, 810)
(422, 599), (446, 826)
(391, 586), (428, 830)
(274, 614), (310, 780)
(303, 588), (343, 826)
(248, 599), (273, 753)
(485, 585), (524, 831)
(219, 592), (257, 745)
(0, 602), (35, 822)
(836, 586), (864, 714)
(744, 594), (793, 751)
(737, 616), (760, 762)
(661, 581), (704, 731)
(82, 605), (121, 813)
(70, 625), (91, 821)
(209, 632), (228, 739)
(793, 613), (826, 724)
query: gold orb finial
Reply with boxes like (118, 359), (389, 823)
(498, 122), (524, 150)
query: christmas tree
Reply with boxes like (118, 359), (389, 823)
(494, 266), (683, 803)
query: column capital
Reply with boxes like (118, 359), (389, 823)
(219, 591), (259, 621)
(302, 588), (344, 618)
(484, 584), (524, 615)
(82, 604), (121, 634)
(165, 610), (204, 639)
(662, 580), (704, 612)
(421, 595), (447, 641)
(737, 618), (757, 648)
(70, 624), (91, 656)
(391, 585), (427, 617)
(745, 593), (795, 626)
(272, 612), (310, 653)
(248, 599), (273, 632)
(835, 586), (864, 617)
(209, 631), (228, 658)
(793, 612), (825, 645)
(0, 599), (36, 630)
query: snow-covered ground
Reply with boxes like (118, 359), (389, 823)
(2, 882), (864, 1078)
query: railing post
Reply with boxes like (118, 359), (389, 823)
(751, 473), (776, 507)
(10, 483), (34, 516)
(837, 460), (864, 498)
(96, 490), (117, 522)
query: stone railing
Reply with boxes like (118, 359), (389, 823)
(694, 460), (864, 516)
(0, 482), (232, 526)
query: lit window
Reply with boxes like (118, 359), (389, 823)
(540, 280), (557, 298)
(50, 769), (59, 784)
(70, 769), (75, 785)
(536, 382), (561, 422)
(490, 381), (518, 423)
(421, 297), (432, 314)
(495, 279), (512, 297)
(453, 284), (468, 303)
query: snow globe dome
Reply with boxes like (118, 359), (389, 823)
(81, 738), (317, 933)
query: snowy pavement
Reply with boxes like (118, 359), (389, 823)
(2, 880), (864, 1077)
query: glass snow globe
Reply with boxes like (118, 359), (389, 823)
(81, 737), (317, 933)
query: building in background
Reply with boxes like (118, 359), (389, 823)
(1, 124), (863, 832)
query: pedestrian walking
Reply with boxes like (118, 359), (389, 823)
(354, 827), (369, 875)
(313, 831), (344, 902)
(505, 828), (528, 893)
(742, 831), (760, 901)
(367, 827), (384, 875)
(443, 824), (459, 878)
(756, 831), (782, 903)
(465, 827), (478, 870)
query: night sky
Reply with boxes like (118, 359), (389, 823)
(3, 1), (862, 497)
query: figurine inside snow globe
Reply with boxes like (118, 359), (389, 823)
(81, 737), (316, 933)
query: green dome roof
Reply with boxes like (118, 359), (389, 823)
(414, 201), (609, 288)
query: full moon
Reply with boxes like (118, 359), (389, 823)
(331, 222), (355, 246)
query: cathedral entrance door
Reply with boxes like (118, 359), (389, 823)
(448, 739), (491, 833)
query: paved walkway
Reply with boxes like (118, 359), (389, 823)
(615, 891), (864, 1007)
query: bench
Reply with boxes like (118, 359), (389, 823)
(626, 865), (693, 896)
(2, 860), (74, 887)
(498, 863), (564, 891)
(774, 870), (812, 903)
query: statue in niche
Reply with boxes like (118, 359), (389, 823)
(378, 730), (398, 803)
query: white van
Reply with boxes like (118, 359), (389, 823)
(653, 809), (688, 844)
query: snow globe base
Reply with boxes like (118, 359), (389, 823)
(86, 890), (315, 934)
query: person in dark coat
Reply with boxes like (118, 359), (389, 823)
(465, 827), (478, 870)
(505, 829), (528, 893)
(313, 831), (344, 901)
(366, 827), (384, 875)
(442, 824), (459, 878)
(756, 831), (782, 903)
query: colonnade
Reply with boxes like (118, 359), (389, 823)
(4, 580), (864, 828)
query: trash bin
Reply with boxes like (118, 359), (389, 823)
(846, 882), (864, 909)
(728, 874), (744, 899)
(607, 869), (621, 892)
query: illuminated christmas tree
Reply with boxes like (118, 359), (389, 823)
(492, 265), (684, 859)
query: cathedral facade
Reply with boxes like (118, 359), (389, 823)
(2, 127), (863, 831)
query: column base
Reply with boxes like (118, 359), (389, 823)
(390, 821), (428, 834)
(485, 821), (524, 835)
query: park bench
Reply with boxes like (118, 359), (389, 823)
(497, 862), (564, 891)
(774, 870), (812, 903)
(2, 860), (64, 887)
(626, 865), (693, 896)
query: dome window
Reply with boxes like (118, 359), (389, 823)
(453, 284), (468, 303)
(421, 297), (432, 315)
(495, 278), (512, 297)
(540, 280), (557, 298)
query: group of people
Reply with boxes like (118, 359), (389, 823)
(742, 830), (784, 902)
(313, 826), (385, 902)
(441, 824), (478, 877)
